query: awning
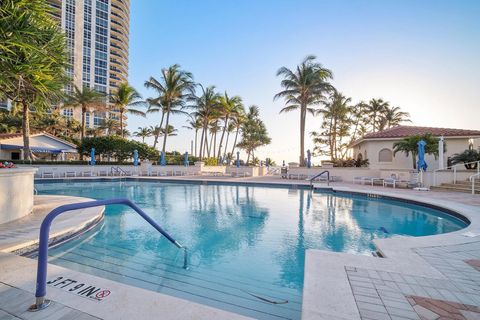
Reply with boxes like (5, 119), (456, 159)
(0, 144), (76, 154)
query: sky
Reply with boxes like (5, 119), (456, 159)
(126, 0), (480, 164)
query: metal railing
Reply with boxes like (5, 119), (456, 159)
(110, 166), (127, 176)
(470, 172), (480, 195)
(309, 170), (330, 187)
(29, 198), (187, 312)
(432, 160), (480, 186)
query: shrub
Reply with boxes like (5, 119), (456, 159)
(333, 158), (369, 167)
(78, 136), (159, 162)
(451, 149), (480, 169)
(204, 157), (219, 166)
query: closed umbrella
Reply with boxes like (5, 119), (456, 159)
(90, 148), (96, 166)
(133, 149), (138, 166)
(307, 149), (312, 168)
(236, 151), (240, 168)
(184, 152), (189, 167)
(417, 140), (428, 171)
(160, 151), (166, 166)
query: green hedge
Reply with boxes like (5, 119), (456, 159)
(78, 136), (159, 162)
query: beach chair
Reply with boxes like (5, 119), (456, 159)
(64, 171), (76, 178)
(383, 174), (403, 188)
(82, 171), (93, 177)
(41, 171), (54, 178)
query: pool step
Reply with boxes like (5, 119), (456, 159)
(49, 244), (302, 320)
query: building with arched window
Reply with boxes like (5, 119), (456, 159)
(350, 126), (480, 170)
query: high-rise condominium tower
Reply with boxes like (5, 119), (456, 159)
(48, 0), (130, 129)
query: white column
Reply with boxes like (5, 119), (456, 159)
(438, 136), (444, 170)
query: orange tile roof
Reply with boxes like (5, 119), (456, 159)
(362, 126), (480, 139)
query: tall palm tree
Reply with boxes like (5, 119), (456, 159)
(393, 133), (440, 169)
(64, 85), (106, 143)
(217, 92), (243, 159)
(110, 82), (145, 138)
(144, 64), (194, 154)
(184, 116), (202, 157)
(223, 121), (236, 161)
(160, 124), (178, 137)
(148, 125), (162, 149)
(0, 0), (68, 160)
(189, 85), (221, 158)
(99, 118), (120, 135)
(365, 98), (389, 132)
(275, 55), (334, 166)
(133, 126), (151, 143)
(378, 105), (411, 131)
(230, 109), (246, 156)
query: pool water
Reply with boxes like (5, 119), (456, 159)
(36, 181), (466, 319)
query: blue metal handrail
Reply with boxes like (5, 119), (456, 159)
(29, 198), (187, 311)
(309, 170), (330, 187)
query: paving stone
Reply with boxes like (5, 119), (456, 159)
(412, 304), (440, 320)
(355, 294), (384, 305)
(351, 280), (376, 289)
(357, 301), (388, 313)
(460, 310), (480, 320)
(358, 308), (392, 320)
(381, 298), (413, 311)
(353, 287), (380, 297)
(385, 306), (419, 319)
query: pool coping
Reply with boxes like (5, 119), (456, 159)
(31, 177), (480, 320)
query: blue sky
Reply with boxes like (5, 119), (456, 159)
(126, 0), (480, 163)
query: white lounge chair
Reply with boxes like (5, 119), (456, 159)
(42, 172), (54, 178)
(383, 174), (404, 188)
(64, 171), (76, 177)
(82, 171), (93, 177)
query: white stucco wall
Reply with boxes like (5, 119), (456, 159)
(0, 168), (37, 224)
(352, 137), (477, 170)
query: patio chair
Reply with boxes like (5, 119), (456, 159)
(64, 171), (76, 178)
(383, 174), (404, 188)
(82, 171), (93, 177)
(41, 172), (54, 179)
(362, 177), (384, 186)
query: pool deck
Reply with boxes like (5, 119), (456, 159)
(0, 175), (479, 319)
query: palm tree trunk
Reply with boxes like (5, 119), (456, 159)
(21, 100), (32, 160)
(161, 110), (171, 153)
(246, 151), (251, 165)
(199, 127), (205, 158)
(300, 105), (306, 166)
(80, 106), (86, 160)
(204, 129), (210, 158)
(153, 111), (165, 149)
(412, 152), (417, 169)
(120, 110), (124, 138)
(231, 129), (240, 155)
(223, 131), (230, 160)
(208, 131), (214, 158)
(194, 129), (198, 157)
(217, 116), (228, 159)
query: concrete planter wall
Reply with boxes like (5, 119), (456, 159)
(0, 168), (37, 224)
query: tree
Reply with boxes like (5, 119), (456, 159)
(160, 125), (178, 137)
(0, 0), (69, 160)
(148, 125), (162, 149)
(110, 82), (145, 138)
(64, 85), (106, 143)
(183, 117), (202, 157)
(133, 127), (151, 143)
(217, 92), (243, 159)
(188, 85), (221, 158)
(311, 92), (352, 160)
(393, 133), (441, 169)
(237, 106), (271, 164)
(229, 109), (246, 157)
(144, 64), (194, 154)
(378, 105), (411, 131)
(451, 149), (480, 169)
(78, 136), (159, 162)
(365, 98), (389, 132)
(99, 118), (120, 136)
(275, 55), (334, 166)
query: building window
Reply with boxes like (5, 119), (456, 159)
(378, 148), (393, 162)
(62, 108), (74, 119)
(11, 152), (20, 160)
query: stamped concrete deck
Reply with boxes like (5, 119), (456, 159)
(0, 195), (104, 253)
(1, 175), (479, 319)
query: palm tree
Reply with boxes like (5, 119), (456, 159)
(237, 105), (271, 164)
(184, 117), (202, 157)
(148, 125), (162, 149)
(378, 105), (411, 131)
(0, 0), (68, 160)
(230, 109), (246, 156)
(393, 133), (440, 169)
(64, 85), (106, 143)
(223, 121), (236, 161)
(110, 82), (145, 138)
(160, 125), (178, 137)
(189, 85), (221, 158)
(217, 92), (243, 159)
(275, 55), (334, 166)
(99, 118), (120, 135)
(144, 64), (194, 154)
(365, 98), (389, 132)
(133, 126), (151, 143)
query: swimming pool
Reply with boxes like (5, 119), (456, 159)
(36, 180), (467, 319)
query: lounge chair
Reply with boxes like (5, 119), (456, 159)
(98, 170), (109, 176)
(41, 172), (54, 178)
(64, 171), (76, 177)
(383, 174), (405, 188)
(82, 171), (93, 177)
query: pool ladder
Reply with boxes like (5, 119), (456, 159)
(28, 198), (188, 312)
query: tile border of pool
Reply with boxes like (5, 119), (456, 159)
(30, 177), (480, 320)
